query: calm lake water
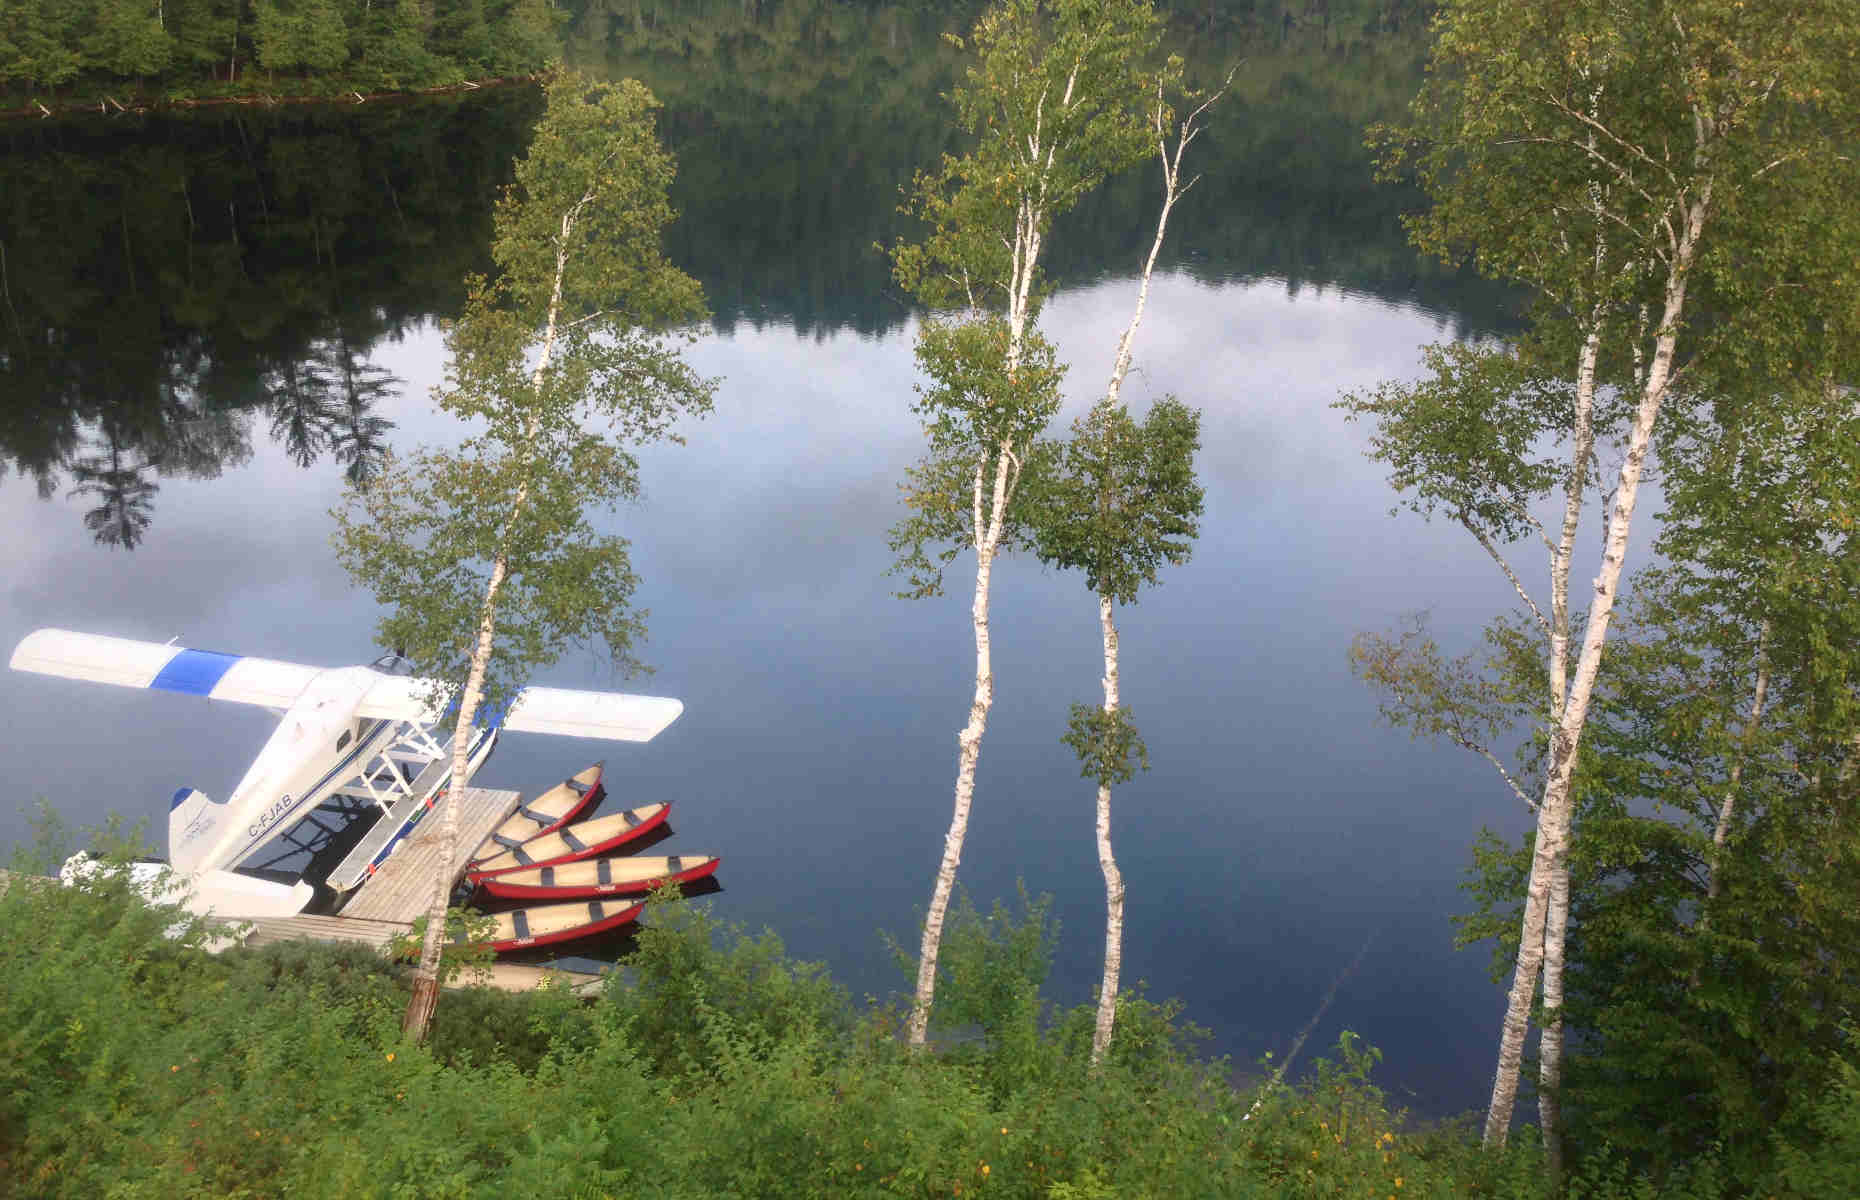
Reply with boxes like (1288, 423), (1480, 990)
(1, 27), (1544, 1116)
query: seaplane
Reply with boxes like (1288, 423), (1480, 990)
(10, 628), (683, 921)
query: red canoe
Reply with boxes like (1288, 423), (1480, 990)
(466, 763), (604, 864)
(480, 854), (720, 900)
(465, 803), (670, 880)
(483, 896), (647, 952)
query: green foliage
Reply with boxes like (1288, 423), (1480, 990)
(387, 904), (499, 984)
(922, 885), (1057, 1099)
(1350, 611), (1548, 809)
(885, 317), (1065, 597)
(1379, 0), (1860, 392)
(1336, 340), (1592, 544)
(1762, 1037), (1860, 1198)
(1450, 367), (1860, 1191)
(1062, 701), (1148, 787)
(5, 861), (1783, 1198)
(0, 0), (560, 99)
(890, 0), (1169, 313)
(254, 0), (350, 74)
(1030, 395), (1204, 605)
(332, 71), (713, 712)
(598, 888), (851, 1077)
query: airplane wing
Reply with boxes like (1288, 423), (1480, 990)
(10, 629), (321, 708)
(12, 629), (685, 744)
(355, 674), (684, 743)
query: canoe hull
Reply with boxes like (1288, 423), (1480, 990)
(465, 803), (670, 880)
(481, 854), (719, 900)
(485, 896), (647, 952)
(466, 763), (605, 865)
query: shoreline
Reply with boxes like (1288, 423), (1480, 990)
(0, 73), (541, 124)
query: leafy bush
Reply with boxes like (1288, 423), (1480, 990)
(0, 860), (1819, 1199)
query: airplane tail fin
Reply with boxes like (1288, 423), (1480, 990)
(169, 787), (222, 876)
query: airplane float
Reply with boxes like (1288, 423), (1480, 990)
(9, 629), (683, 920)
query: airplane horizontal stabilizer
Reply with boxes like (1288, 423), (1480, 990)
(60, 856), (314, 921)
(11, 629), (320, 708)
(186, 870), (316, 920)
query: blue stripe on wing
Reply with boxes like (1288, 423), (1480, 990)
(150, 649), (242, 697)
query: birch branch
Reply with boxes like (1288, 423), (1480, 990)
(1453, 736), (1540, 812)
(1460, 512), (1551, 635)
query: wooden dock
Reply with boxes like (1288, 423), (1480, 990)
(11, 791), (610, 993)
(220, 913), (603, 994)
(338, 786), (519, 922)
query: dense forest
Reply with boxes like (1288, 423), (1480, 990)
(0, 0), (561, 101)
(0, 0), (1431, 106)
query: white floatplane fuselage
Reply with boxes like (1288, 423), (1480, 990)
(9, 629), (684, 920)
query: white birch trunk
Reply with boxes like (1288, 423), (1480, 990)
(402, 203), (581, 1042)
(906, 86), (1053, 1039)
(1078, 84), (1218, 1064)
(1708, 623), (1771, 901)
(1090, 591), (1125, 1066)
(1533, 307), (1602, 1172)
(1484, 191), (1708, 1146)
(908, 446), (1014, 1046)
(402, 555), (507, 1038)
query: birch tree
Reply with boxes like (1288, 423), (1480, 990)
(1368, 0), (1860, 1159)
(1454, 372), (1860, 1184)
(1024, 74), (1221, 1067)
(332, 72), (713, 1042)
(1032, 396), (1200, 1066)
(888, 0), (1164, 1049)
(1339, 336), (1619, 1168)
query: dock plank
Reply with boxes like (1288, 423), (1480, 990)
(234, 912), (411, 951)
(338, 786), (520, 923)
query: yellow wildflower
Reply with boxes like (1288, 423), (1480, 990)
(982, 1165), (990, 1177)
(855, 1164), (863, 1172)
(385, 1052), (395, 1062)
(1396, 1178), (1403, 1188)
(170, 1065), (180, 1072)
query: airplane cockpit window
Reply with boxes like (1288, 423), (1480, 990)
(368, 652), (415, 677)
(337, 729), (353, 751)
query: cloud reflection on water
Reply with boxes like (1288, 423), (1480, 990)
(0, 271), (1532, 1117)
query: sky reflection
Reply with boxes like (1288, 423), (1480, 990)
(1, 271), (1539, 1116)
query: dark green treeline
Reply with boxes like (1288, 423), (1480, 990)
(0, 0), (560, 100)
(1, 0), (1431, 103)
